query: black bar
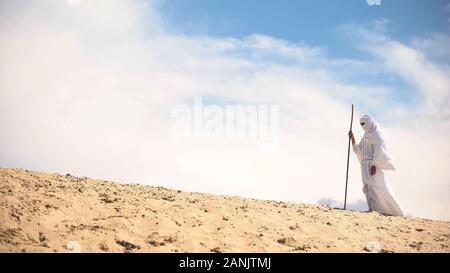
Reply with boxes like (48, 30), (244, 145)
(0, 253), (447, 272)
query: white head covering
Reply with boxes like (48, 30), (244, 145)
(360, 115), (384, 145)
(359, 115), (395, 170)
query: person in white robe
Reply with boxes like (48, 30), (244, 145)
(348, 115), (405, 217)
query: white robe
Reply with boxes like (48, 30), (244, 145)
(352, 116), (405, 217)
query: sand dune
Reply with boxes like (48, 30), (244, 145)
(0, 167), (448, 253)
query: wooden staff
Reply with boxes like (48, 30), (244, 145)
(344, 104), (354, 210)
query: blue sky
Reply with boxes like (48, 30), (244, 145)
(157, 0), (450, 58)
(155, 0), (450, 120)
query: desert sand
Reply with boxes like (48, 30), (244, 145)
(0, 167), (448, 253)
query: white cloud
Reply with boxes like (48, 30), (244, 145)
(412, 33), (450, 62)
(366, 41), (450, 122)
(0, 1), (449, 220)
